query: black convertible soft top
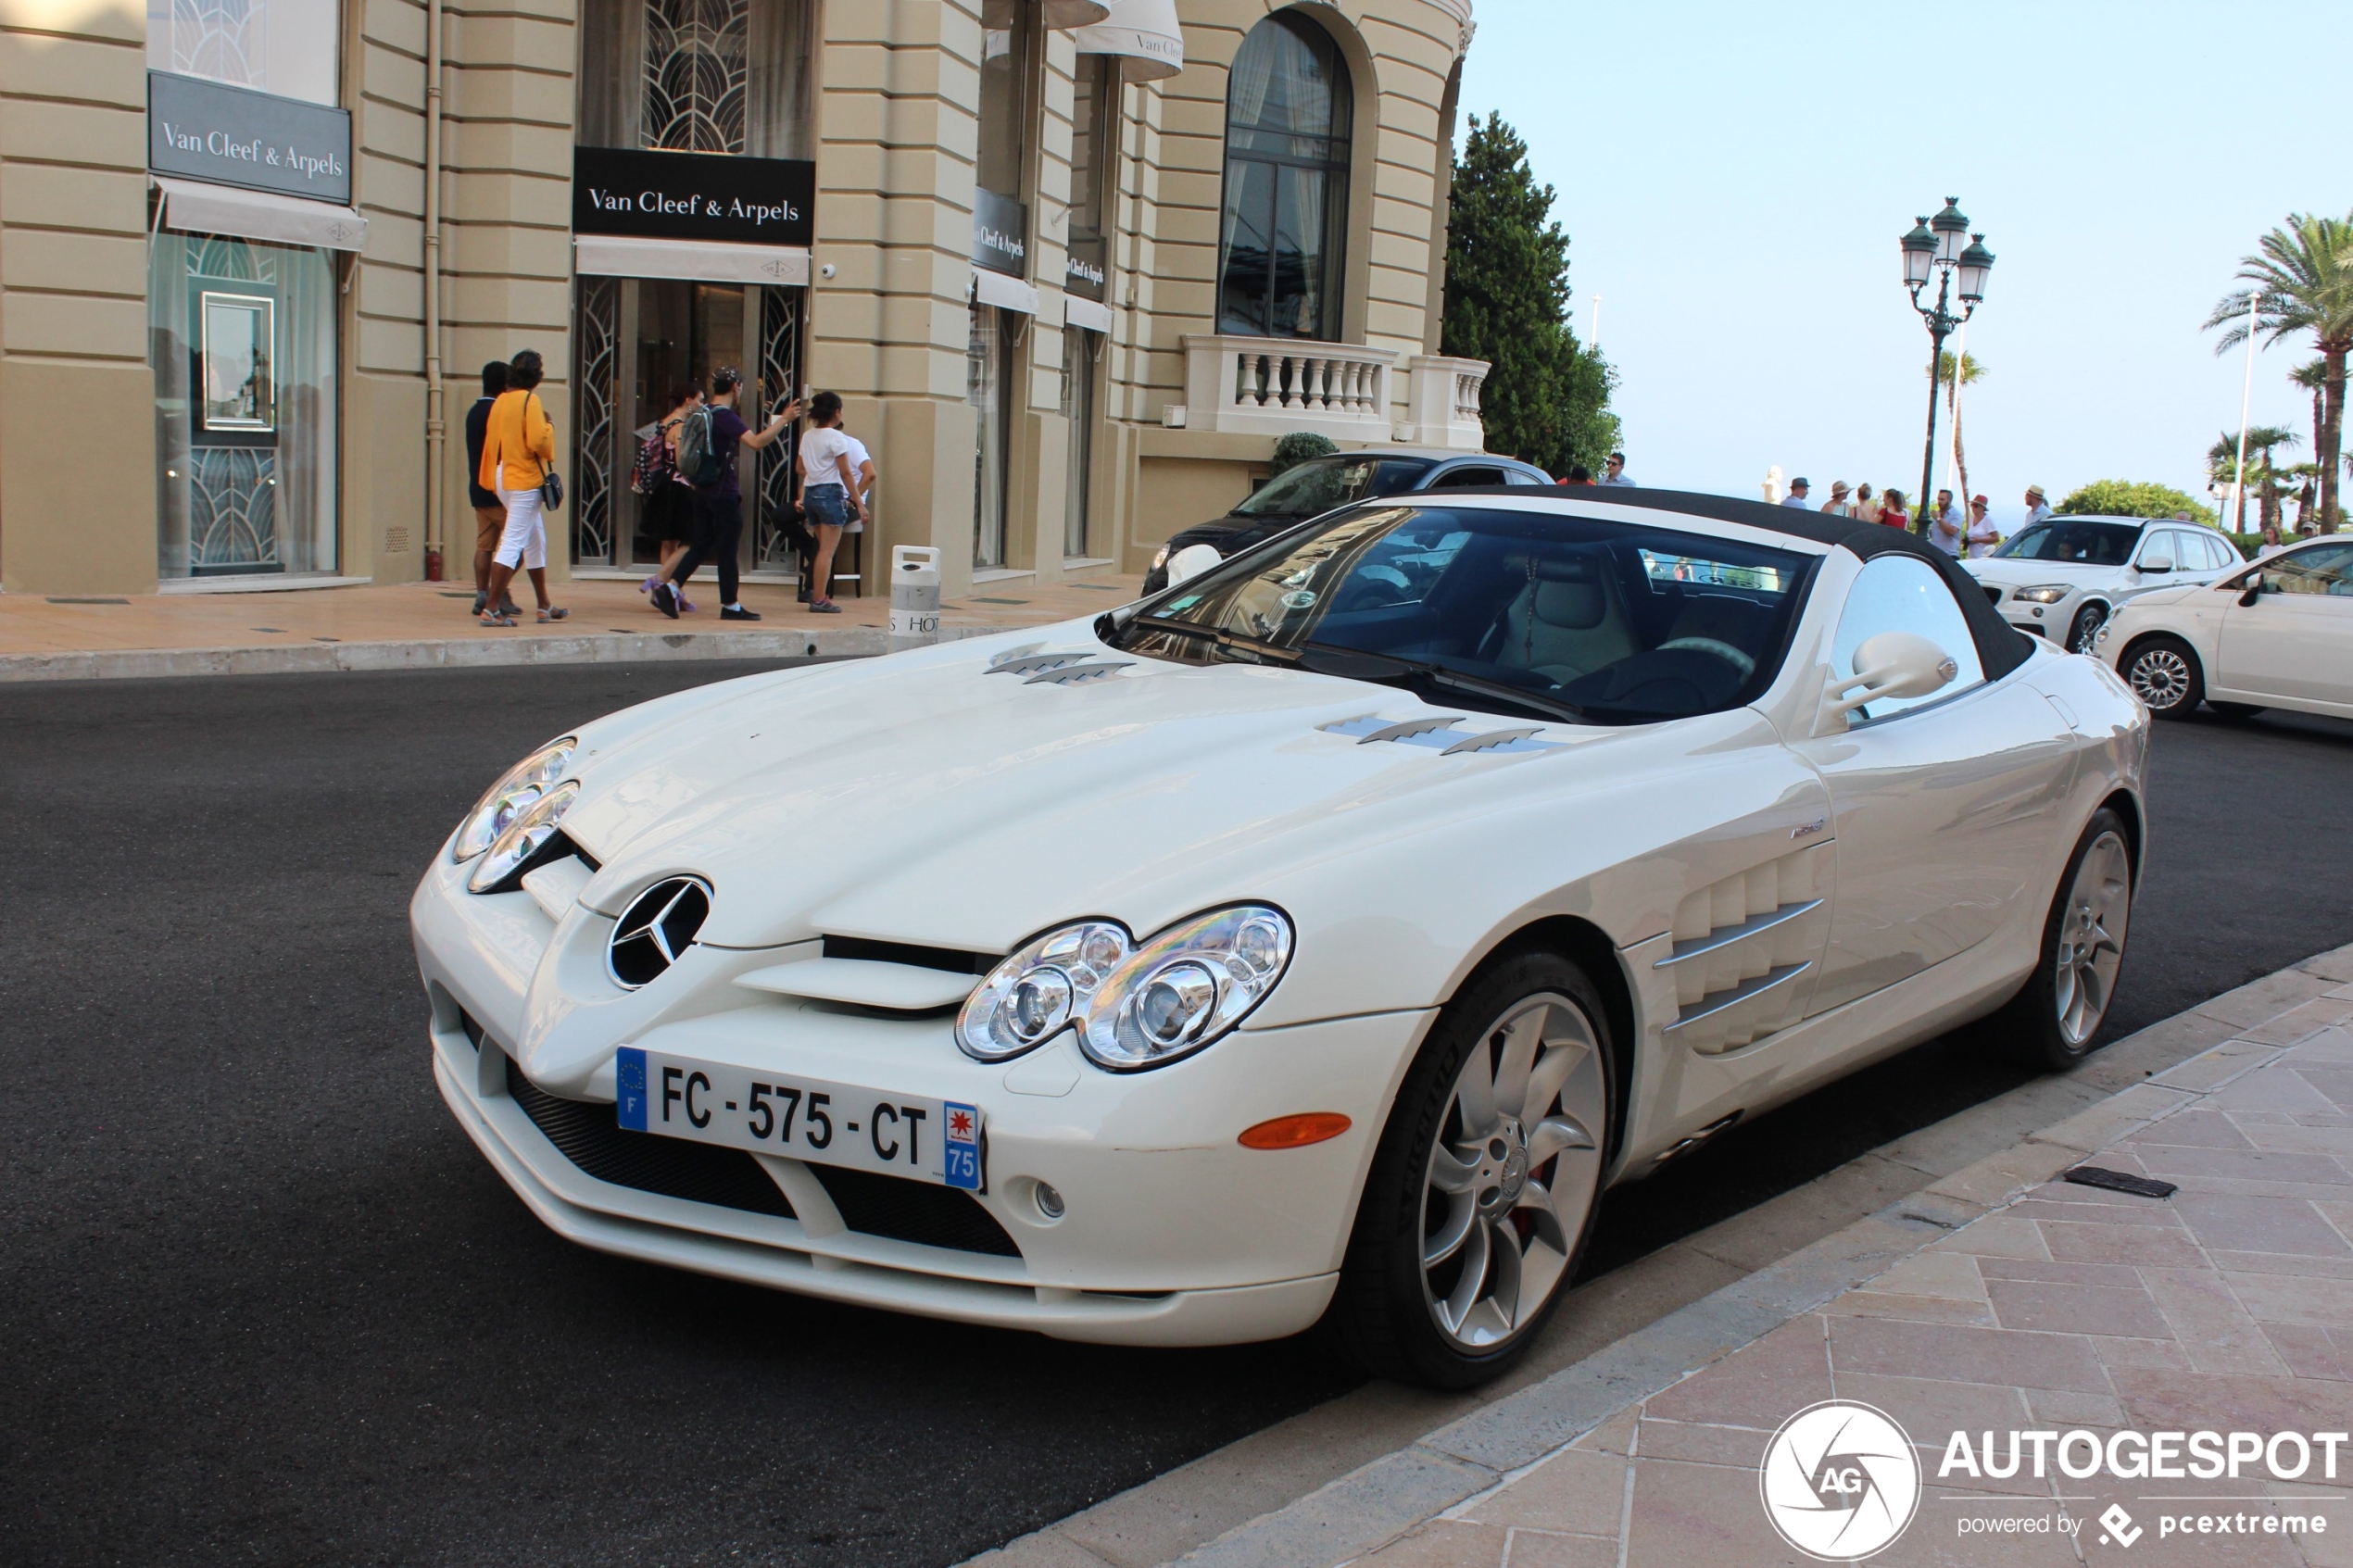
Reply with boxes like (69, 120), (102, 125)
(1434, 483), (2036, 682)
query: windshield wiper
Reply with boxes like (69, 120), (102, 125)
(1293, 643), (1590, 725)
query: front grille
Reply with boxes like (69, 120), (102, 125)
(808, 1164), (1023, 1257)
(507, 1055), (797, 1217)
(492, 1038), (1022, 1259)
(1982, 583), (2004, 605)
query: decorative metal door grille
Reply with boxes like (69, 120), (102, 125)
(165, 0), (264, 84)
(189, 448), (280, 571)
(185, 235), (283, 574)
(754, 284), (803, 569)
(643, 0), (748, 153)
(573, 275), (621, 564)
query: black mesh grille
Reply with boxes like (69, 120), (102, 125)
(505, 1055), (797, 1218)
(810, 1163), (1023, 1257)
(1982, 583), (2004, 605)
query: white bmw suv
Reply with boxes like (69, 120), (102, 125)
(1962, 514), (2241, 653)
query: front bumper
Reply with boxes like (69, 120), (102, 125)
(1980, 583), (2068, 638)
(413, 852), (1430, 1347)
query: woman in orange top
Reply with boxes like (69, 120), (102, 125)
(476, 348), (567, 626)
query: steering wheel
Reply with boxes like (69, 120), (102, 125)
(1656, 637), (1755, 680)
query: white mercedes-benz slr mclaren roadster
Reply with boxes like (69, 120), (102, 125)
(413, 489), (2149, 1387)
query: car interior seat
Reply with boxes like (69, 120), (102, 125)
(1485, 553), (1638, 686)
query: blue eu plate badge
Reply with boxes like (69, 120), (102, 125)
(943, 1101), (982, 1190)
(615, 1046), (648, 1131)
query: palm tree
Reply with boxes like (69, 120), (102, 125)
(1930, 350), (1985, 503)
(2208, 426), (2300, 530)
(2206, 214), (2353, 528)
(2292, 358), (2328, 460)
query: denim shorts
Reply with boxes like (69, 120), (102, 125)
(804, 485), (849, 529)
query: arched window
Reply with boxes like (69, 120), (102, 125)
(1216, 13), (1351, 340)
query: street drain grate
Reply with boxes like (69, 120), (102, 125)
(47, 596), (130, 605)
(970, 596), (1029, 604)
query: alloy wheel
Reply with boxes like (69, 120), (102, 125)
(2128, 646), (2192, 709)
(2069, 605), (2108, 654)
(1419, 994), (1607, 1348)
(2054, 830), (2131, 1047)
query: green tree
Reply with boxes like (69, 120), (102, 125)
(2056, 480), (2219, 526)
(1441, 113), (1618, 474)
(2206, 426), (2299, 530)
(2204, 213), (2353, 527)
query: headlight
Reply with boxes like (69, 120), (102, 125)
(957, 905), (1294, 1071)
(2013, 584), (2072, 604)
(468, 780), (579, 894)
(2094, 622), (2113, 647)
(453, 736), (577, 861)
(958, 921), (1133, 1061)
(1150, 545), (1170, 571)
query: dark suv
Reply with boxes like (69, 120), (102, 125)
(1140, 448), (1555, 593)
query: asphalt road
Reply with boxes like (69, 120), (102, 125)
(4, 664), (2348, 1568)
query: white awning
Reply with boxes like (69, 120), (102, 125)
(574, 234), (811, 285)
(155, 176), (368, 252)
(1063, 295), (1114, 333)
(984, 0), (1112, 28)
(1072, 0), (1182, 79)
(973, 268), (1039, 315)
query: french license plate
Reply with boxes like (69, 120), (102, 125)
(615, 1047), (982, 1190)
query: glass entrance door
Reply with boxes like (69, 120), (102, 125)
(573, 276), (802, 570)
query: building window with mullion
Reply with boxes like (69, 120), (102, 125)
(1216, 14), (1351, 341)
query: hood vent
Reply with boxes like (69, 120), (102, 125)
(1320, 714), (1565, 756)
(983, 647), (1134, 685)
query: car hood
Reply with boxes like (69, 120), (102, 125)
(1963, 558), (2128, 587)
(554, 622), (1652, 956)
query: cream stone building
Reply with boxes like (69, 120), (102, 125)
(0, 0), (1487, 600)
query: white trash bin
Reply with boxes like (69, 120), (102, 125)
(888, 546), (942, 652)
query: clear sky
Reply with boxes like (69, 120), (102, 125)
(1456, 0), (2353, 526)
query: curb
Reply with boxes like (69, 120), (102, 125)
(0, 624), (1003, 683)
(963, 943), (2353, 1568)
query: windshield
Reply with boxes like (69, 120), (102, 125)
(1994, 520), (2142, 565)
(1113, 505), (1815, 725)
(1234, 456), (1435, 518)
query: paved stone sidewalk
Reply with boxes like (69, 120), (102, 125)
(0, 571), (1139, 681)
(1334, 981), (2353, 1567)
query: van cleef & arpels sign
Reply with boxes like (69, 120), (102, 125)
(148, 72), (353, 205)
(573, 146), (817, 246)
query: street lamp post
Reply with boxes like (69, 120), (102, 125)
(1901, 198), (1994, 538)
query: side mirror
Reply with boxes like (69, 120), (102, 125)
(1824, 631), (1960, 726)
(2237, 581), (2263, 608)
(2137, 552), (2174, 573)
(1163, 543), (1223, 588)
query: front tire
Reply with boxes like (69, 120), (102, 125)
(1324, 950), (1615, 1388)
(2121, 634), (2205, 719)
(2066, 602), (2108, 654)
(1995, 809), (2134, 1071)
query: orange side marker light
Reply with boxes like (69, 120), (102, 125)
(1238, 1112), (1353, 1150)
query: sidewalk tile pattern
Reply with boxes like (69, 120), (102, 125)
(1353, 1012), (2353, 1567)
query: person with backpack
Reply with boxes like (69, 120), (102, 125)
(652, 369), (796, 621)
(635, 383), (702, 607)
(476, 348), (568, 626)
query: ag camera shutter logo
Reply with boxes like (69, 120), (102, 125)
(1759, 1400), (1922, 1560)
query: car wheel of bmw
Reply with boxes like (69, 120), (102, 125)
(2066, 602), (2108, 654)
(2122, 634), (2203, 720)
(1326, 950), (1614, 1388)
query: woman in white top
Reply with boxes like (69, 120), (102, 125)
(796, 391), (866, 613)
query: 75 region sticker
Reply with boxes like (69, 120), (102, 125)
(942, 1101), (983, 1190)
